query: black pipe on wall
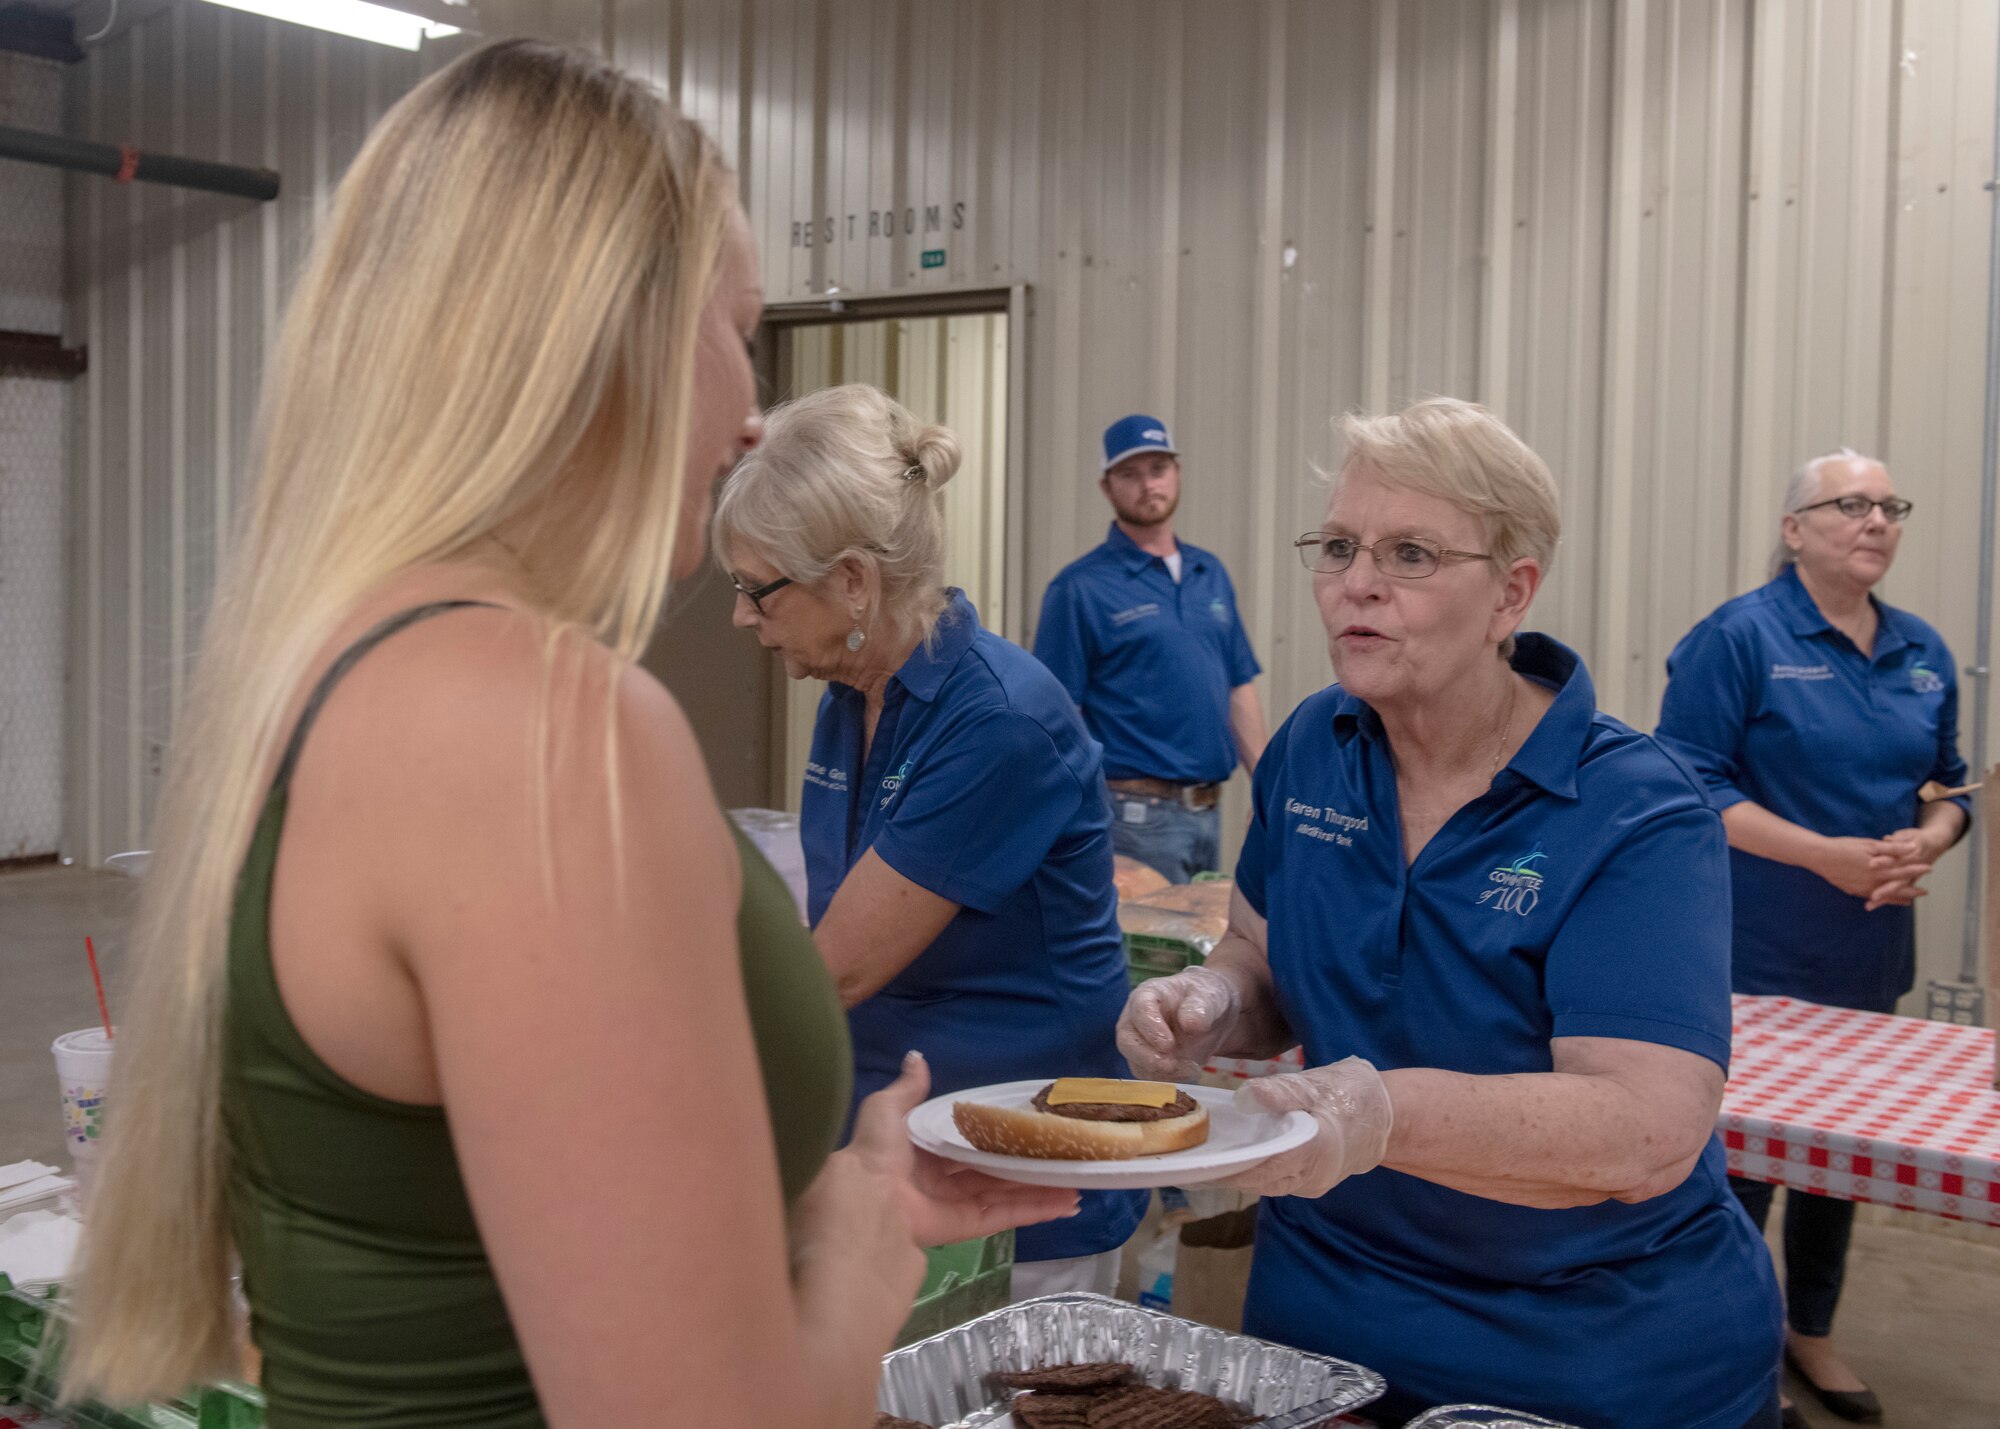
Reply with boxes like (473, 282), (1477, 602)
(0, 125), (279, 202)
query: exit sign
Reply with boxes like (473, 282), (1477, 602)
(921, 249), (946, 269)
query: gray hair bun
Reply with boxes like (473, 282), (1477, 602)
(903, 423), (963, 493)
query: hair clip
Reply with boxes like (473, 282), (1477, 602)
(902, 464), (924, 482)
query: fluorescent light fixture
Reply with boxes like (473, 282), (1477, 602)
(198, 0), (461, 50)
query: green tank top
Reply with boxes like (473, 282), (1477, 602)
(222, 602), (851, 1428)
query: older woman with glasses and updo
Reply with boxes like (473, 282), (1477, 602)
(1118, 397), (1783, 1429)
(1657, 449), (1971, 1427)
(713, 382), (1146, 1301)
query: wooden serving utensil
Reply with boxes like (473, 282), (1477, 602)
(1918, 779), (1984, 803)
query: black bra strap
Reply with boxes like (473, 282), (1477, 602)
(271, 601), (503, 794)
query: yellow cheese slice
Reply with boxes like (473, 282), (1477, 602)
(1046, 1078), (1177, 1108)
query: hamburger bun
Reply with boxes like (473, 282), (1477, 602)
(951, 1081), (1210, 1161)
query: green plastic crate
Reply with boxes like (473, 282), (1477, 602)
(892, 1230), (1013, 1347)
(1120, 880), (1228, 986)
(1124, 931), (1207, 987)
(0, 1275), (264, 1429)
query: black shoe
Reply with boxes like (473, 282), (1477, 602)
(1780, 1405), (1809, 1429)
(1785, 1350), (1883, 1424)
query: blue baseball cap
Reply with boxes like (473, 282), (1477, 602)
(1102, 414), (1178, 472)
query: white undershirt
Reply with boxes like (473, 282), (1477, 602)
(1163, 550), (1183, 582)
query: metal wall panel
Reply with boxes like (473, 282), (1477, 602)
(0, 55), (68, 861)
(50, 0), (2000, 1003)
(59, 5), (420, 861)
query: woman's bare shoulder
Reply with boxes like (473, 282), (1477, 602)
(288, 590), (729, 903)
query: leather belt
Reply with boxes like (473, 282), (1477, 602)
(1107, 777), (1223, 811)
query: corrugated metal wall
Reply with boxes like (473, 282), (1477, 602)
(59, 9), (424, 859)
(54, 0), (2000, 1001)
(0, 54), (69, 860)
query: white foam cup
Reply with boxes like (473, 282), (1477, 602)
(52, 1028), (116, 1201)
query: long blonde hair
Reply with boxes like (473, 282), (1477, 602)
(62, 41), (737, 1404)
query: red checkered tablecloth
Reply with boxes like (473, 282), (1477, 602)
(1722, 994), (2000, 1225)
(1199, 997), (2000, 1226)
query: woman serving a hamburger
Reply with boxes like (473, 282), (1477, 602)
(1118, 400), (1785, 1429)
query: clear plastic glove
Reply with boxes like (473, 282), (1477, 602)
(1215, 1057), (1394, 1200)
(1115, 965), (1243, 1082)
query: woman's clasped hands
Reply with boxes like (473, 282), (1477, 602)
(1812, 829), (1944, 911)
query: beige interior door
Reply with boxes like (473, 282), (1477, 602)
(770, 313), (1011, 812)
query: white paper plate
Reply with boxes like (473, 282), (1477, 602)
(906, 1080), (1315, 1189)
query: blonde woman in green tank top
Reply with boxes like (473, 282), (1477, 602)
(63, 43), (1074, 1429)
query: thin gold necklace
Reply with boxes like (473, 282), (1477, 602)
(1492, 676), (1518, 775)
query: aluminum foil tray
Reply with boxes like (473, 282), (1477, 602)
(1406, 1407), (1579, 1428)
(876, 1292), (1384, 1428)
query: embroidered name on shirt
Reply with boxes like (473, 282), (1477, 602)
(1476, 846), (1547, 916)
(1111, 602), (1161, 626)
(804, 761), (849, 793)
(1285, 798), (1367, 848)
(1770, 663), (1834, 681)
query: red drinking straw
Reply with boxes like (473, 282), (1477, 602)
(84, 936), (113, 1039)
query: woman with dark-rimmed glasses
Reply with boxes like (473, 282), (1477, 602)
(714, 382), (1146, 1302)
(1119, 397), (1783, 1429)
(1657, 448), (1971, 1428)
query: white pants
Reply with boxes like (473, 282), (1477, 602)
(1009, 1246), (1122, 1302)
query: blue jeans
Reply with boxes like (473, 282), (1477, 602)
(1730, 1176), (1854, 1338)
(1108, 793), (1220, 883)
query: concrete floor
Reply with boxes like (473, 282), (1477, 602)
(4, 864), (1997, 1424)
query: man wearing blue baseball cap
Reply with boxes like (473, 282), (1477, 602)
(1032, 415), (1268, 881)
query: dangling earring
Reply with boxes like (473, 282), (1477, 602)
(846, 625), (867, 653)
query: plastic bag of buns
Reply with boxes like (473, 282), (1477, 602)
(1113, 855), (1172, 902)
(1132, 880), (1232, 939)
(1116, 881), (1232, 957)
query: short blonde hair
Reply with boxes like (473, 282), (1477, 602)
(1332, 398), (1560, 660)
(1333, 397), (1562, 575)
(714, 383), (961, 640)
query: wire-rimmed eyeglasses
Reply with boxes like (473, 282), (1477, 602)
(730, 572), (794, 614)
(1293, 532), (1495, 579)
(1791, 495), (1914, 523)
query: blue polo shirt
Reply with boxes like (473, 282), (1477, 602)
(1234, 634), (1781, 1429)
(1033, 525), (1261, 785)
(801, 591), (1146, 1263)
(1657, 566), (1971, 1012)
